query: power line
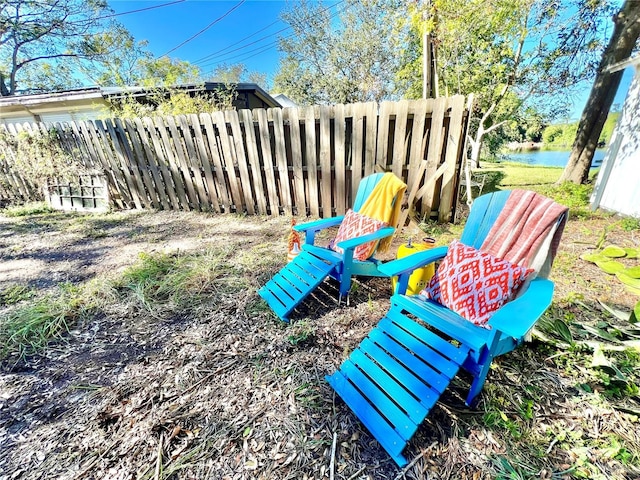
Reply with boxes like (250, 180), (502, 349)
(159, 0), (246, 58)
(194, 25), (290, 66)
(202, 39), (286, 72)
(192, 17), (284, 64)
(208, 43), (278, 71)
(192, 18), (285, 64)
(196, 0), (346, 69)
(96, 0), (186, 20)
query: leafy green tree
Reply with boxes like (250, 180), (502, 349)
(0, 0), (202, 95)
(542, 125), (567, 145)
(500, 107), (545, 144)
(11, 61), (82, 93)
(210, 63), (246, 84)
(395, 2), (426, 100)
(136, 57), (200, 87)
(597, 111), (620, 146)
(542, 123), (579, 148)
(79, 30), (202, 89)
(0, 0), (126, 94)
(400, 0), (615, 166)
(274, 0), (405, 105)
(207, 63), (269, 89)
(79, 32), (154, 87)
(558, 0), (640, 184)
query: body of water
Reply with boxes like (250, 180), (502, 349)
(503, 149), (605, 168)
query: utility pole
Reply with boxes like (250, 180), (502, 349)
(422, 0), (438, 99)
(423, 18), (431, 98)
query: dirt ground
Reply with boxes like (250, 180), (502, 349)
(0, 207), (639, 480)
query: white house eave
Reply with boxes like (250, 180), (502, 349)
(0, 88), (104, 108)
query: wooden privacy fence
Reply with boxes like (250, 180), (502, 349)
(0, 95), (471, 221)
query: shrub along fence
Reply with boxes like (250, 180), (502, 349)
(0, 95), (471, 222)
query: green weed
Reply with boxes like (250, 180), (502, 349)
(287, 319), (316, 346)
(0, 283), (93, 360)
(1, 201), (55, 217)
(538, 182), (595, 220)
(598, 435), (637, 466)
(620, 217), (640, 232)
(518, 398), (535, 421)
(417, 219), (453, 238)
(294, 382), (324, 410)
(112, 249), (240, 311)
(490, 456), (537, 480)
(483, 402), (523, 439)
(0, 284), (36, 305)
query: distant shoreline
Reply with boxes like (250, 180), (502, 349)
(505, 142), (543, 151)
(505, 142), (577, 152)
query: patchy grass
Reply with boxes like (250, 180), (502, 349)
(110, 248), (249, 314)
(479, 162), (605, 221)
(481, 162), (563, 187)
(0, 247), (250, 361)
(1, 201), (55, 217)
(0, 283), (93, 361)
(0, 284), (36, 306)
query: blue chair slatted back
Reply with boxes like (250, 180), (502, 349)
(352, 173), (385, 212)
(459, 190), (510, 250)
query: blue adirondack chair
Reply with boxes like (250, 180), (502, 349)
(259, 173), (405, 322)
(326, 190), (568, 467)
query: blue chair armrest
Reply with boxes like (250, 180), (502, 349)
(488, 278), (555, 341)
(378, 246), (448, 277)
(336, 227), (395, 251)
(294, 216), (345, 245)
(379, 246), (448, 295)
(294, 216), (345, 232)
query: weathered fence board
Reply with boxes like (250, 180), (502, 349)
(407, 99), (429, 190)
(350, 103), (365, 201)
(422, 97), (447, 214)
(240, 110), (267, 215)
(303, 106), (320, 217)
(271, 108), (292, 216)
(226, 110), (254, 215)
(390, 99), (410, 180)
(334, 104), (347, 215)
(439, 95), (467, 222)
(319, 105), (332, 217)
(0, 97), (471, 222)
(284, 107), (306, 217)
(112, 118), (146, 209)
(199, 112), (228, 212)
(123, 118), (155, 209)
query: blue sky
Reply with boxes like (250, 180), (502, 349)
(107, 1), (303, 82)
(108, 0), (634, 120)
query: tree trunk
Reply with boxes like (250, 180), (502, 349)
(557, 0), (640, 184)
(468, 111), (507, 168)
(0, 74), (9, 96)
(469, 134), (482, 168)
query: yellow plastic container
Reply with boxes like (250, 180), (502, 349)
(391, 238), (436, 295)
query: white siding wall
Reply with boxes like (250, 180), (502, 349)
(0, 114), (36, 126)
(38, 109), (103, 124)
(591, 68), (640, 218)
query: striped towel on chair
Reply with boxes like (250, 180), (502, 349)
(480, 190), (568, 278)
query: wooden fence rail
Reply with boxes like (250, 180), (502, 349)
(0, 96), (471, 221)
